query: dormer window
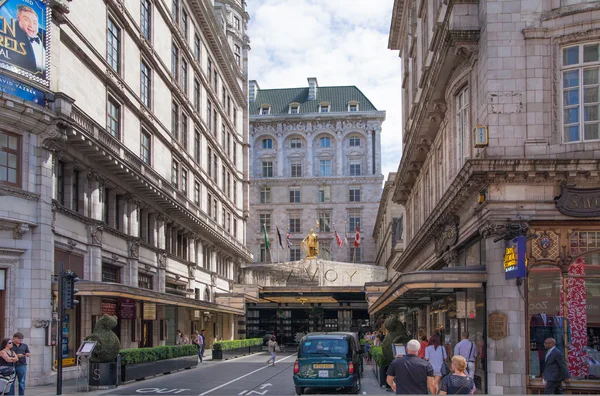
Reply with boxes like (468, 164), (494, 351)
(319, 101), (330, 113)
(289, 102), (300, 114)
(260, 105), (271, 115)
(262, 138), (273, 149)
(348, 100), (359, 112)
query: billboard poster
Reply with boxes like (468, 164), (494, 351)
(0, 71), (45, 103)
(504, 235), (527, 280)
(0, 0), (50, 85)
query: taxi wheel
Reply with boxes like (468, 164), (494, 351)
(350, 377), (361, 394)
(295, 386), (304, 395)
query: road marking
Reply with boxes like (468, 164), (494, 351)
(259, 383), (272, 389)
(135, 389), (191, 394)
(246, 391), (268, 395)
(238, 391), (248, 395)
(198, 354), (295, 396)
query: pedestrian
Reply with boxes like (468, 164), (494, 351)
(176, 330), (182, 345)
(0, 338), (17, 395)
(365, 339), (371, 363)
(373, 335), (381, 346)
(439, 356), (475, 395)
(7, 332), (30, 395)
(180, 333), (190, 345)
(266, 336), (279, 366)
(453, 332), (476, 379)
(200, 329), (206, 360)
(386, 339), (435, 394)
(425, 334), (448, 394)
(542, 338), (570, 394)
(418, 335), (428, 359)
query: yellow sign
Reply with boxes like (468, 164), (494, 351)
(143, 302), (157, 320)
(54, 358), (76, 367)
(504, 247), (517, 270)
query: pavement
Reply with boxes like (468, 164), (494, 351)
(29, 350), (388, 396)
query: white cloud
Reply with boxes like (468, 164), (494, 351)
(247, 0), (403, 180)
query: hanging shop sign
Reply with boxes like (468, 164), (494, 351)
(101, 301), (117, 316)
(0, 0), (51, 85)
(119, 298), (136, 320)
(488, 311), (507, 341)
(143, 302), (156, 320)
(504, 235), (527, 280)
(555, 184), (600, 217)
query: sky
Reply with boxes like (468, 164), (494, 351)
(247, 0), (403, 180)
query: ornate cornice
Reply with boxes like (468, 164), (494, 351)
(0, 186), (40, 201)
(251, 175), (384, 186)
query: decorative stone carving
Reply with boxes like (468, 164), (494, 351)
(91, 225), (103, 246)
(67, 239), (77, 250)
(442, 250), (459, 267)
(13, 224), (30, 240)
(434, 215), (459, 257)
(188, 265), (196, 278)
(479, 219), (529, 242)
(33, 319), (50, 328)
(158, 251), (167, 268)
(111, 253), (120, 263)
(211, 273), (217, 286)
(0, 186), (40, 201)
(130, 240), (140, 259)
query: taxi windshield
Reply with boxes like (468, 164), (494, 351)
(300, 339), (348, 357)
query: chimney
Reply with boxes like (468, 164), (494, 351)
(307, 77), (318, 100)
(249, 80), (260, 102)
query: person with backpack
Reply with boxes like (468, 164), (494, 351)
(453, 332), (477, 379)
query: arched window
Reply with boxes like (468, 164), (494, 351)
(349, 135), (361, 147)
(319, 136), (331, 148)
(261, 138), (273, 149)
(290, 138), (302, 148)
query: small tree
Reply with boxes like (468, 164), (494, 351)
(85, 314), (121, 363)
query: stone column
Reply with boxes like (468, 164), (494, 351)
(157, 216), (166, 250)
(172, 227), (179, 256)
(336, 131), (343, 176)
(306, 132), (314, 177)
(129, 199), (139, 238)
(189, 236), (196, 264)
(374, 126), (382, 175)
(485, 237), (526, 394)
(140, 209), (148, 243)
(366, 130), (373, 175)
(276, 133), (284, 177)
(129, 240), (140, 287)
(88, 176), (102, 220)
(211, 248), (217, 273)
(148, 212), (157, 246)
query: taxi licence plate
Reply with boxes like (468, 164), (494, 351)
(313, 364), (334, 369)
(318, 370), (329, 378)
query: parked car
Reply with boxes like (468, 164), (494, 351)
(293, 332), (362, 395)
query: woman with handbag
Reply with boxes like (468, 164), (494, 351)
(439, 356), (476, 395)
(0, 338), (17, 395)
(425, 335), (448, 394)
(266, 336), (279, 366)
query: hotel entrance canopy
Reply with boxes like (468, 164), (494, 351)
(368, 266), (486, 315)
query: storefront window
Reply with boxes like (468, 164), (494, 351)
(457, 239), (486, 267)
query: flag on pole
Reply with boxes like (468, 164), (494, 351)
(344, 228), (349, 247)
(354, 224), (361, 248)
(334, 228), (344, 248)
(286, 228), (292, 248)
(263, 224), (270, 250)
(276, 226), (283, 249)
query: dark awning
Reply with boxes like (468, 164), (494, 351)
(368, 266), (486, 315)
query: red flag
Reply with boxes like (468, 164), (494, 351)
(354, 225), (361, 247)
(334, 230), (344, 248)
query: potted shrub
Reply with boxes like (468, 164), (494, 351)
(85, 315), (120, 388)
(211, 338), (263, 360)
(120, 345), (198, 382)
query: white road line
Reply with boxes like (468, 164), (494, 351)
(198, 354), (295, 396)
(238, 391), (248, 395)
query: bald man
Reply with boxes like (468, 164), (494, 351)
(543, 338), (570, 394)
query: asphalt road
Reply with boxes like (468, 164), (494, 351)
(102, 352), (384, 396)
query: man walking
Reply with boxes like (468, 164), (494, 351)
(543, 338), (570, 394)
(454, 331), (476, 378)
(199, 329), (206, 360)
(386, 339), (435, 394)
(8, 332), (30, 395)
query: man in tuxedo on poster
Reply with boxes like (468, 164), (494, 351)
(15, 4), (45, 74)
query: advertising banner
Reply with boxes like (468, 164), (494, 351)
(504, 235), (527, 280)
(0, 71), (45, 103)
(0, 0), (49, 84)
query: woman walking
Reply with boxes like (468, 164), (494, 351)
(425, 335), (448, 394)
(266, 336), (279, 366)
(439, 356), (475, 395)
(0, 338), (17, 395)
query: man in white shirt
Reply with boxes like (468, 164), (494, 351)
(16, 5), (46, 74)
(454, 332), (477, 379)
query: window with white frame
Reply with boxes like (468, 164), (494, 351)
(107, 97), (121, 138)
(349, 104), (358, 112)
(289, 104), (299, 114)
(562, 43), (600, 142)
(455, 86), (469, 168)
(141, 60), (151, 107)
(140, 129), (151, 165)
(318, 212), (331, 232)
(261, 138), (273, 149)
(259, 213), (271, 231)
(289, 187), (300, 203)
(349, 186), (361, 202)
(349, 135), (360, 146)
(260, 186), (271, 203)
(349, 160), (361, 176)
(0, 131), (20, 187)
(172, 160), (179, 188)
(290, 138), (302, 148)
(261, 161), (273, 177)
(289, 213), (301, 233)
(261, 106), (270, 115)
(319, 103), (330, 113)
(107, 18), (121, 73)
(319, 159), (332, 176)
(348, 211), (360, 232)
(319, 136), (331, 147)
(318, 185), (330, 202)
(181, 168), (187, 195)
(290, 247), (301, 261)
(291, 160), (302, 177)
(194, 180), (200, 205)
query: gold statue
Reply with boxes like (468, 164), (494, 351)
(303, 229), (319, 258)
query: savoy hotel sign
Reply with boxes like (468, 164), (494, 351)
(555, 184), (600, 217)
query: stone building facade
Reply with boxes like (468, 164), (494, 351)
(371, 0), (600, 394)
(247, 78), (385, 264)
(0, 0), (250, 385)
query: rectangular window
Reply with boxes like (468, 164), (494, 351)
(222, 87), (226, 104)
(214, 72), (218, 92)
(0, 131), (20, 187)
(194, 35), (201, 62)
(56, 160), (65, 204)
(141, 130), (151, 165)
(107, 97), (120, 138)
(181, 113), (188, 150)
(289, 214), (301, 233)
(291, 160), (302, 177)
(233, 181), (237, 205)
(194, 130), (201, 163)
(171, 102), (179, 139)
(102, 263), (120, 283)
(207, 146), (212, 177)
(181, 58), (188, 93)
(194, 180), (200, 205)
(207, 58), (212, 83)
(212, 109), (218, 136)
(140, 0), (151, 40)
(349, 212), (360, 232)
(290, 138), (302, 148)
(349, 186), (361, 202)
(227, 134), (231, 157)
(213, 199), (218, 221)
(290, 106), (298, 114)
(349, 135), (360, 146)
(172, 160), (179, 188)
(221, 126), (226, 148)
(227, 172), (231, 197)
(318, 185), (330, 202)
(259, 186), (271, 204)
(234, 16), (240, 30)
(141, 60), (151, 107)
(233, 108), (237, 129)
(181, 8), (188, 39)
(207, 101), (212, 131)
(194, 78), (200, 111)
(227, 212), (231, 233)
(171, 42), (179, 80)
(456, 86), (469, 167)
(233, 142), (237, 167)
(259, 213), (271, 231)
(213, 154), (218, 184)
(138, 273), (153, 289)
(172, 0), (179, 23)
(318, 212), (331, 232)
(289, 187), (300, 203)
(290, 247), (301, 261)
(72, 169), (79, 212)
(207, 193), (212, 217)
(349, 161), (361, 176)
(262, 161), (273, 178)
(349, 104), (357, 112)
(115, 194), (121, 230)
(222, 166), (226, 191)
(234, 44), (241, 66)
(320, 105), (329, 113)
(107, 18), (120, 72)
(181, 168), (187, 195)
(319, 159), (332, 176)
(260, 244), (268, 263)
(349, 247), (361, 262)
(103, 187), (110, 224)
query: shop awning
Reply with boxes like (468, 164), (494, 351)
(76, 281), (245, 315)
(368, 266), (486, 315)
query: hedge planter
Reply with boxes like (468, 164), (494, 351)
(211, 338), (263, 360)
(121, 355), (198, 382)
(89, 362), (118, 388)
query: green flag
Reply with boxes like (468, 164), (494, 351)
(263, 224), (270, 250)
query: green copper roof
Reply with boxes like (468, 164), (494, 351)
(249, 86), (379, 116)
